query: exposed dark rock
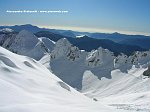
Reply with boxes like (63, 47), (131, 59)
(143, 66), (150, 77)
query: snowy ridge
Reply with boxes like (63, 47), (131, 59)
(10, 30), (39, 54)
(114, 51), (150, 70)
(2, 30), (55, 60)
(41, 38), (150, 95)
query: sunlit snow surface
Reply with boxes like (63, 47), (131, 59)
(0, 47), (130, 112)
(82, 70), (150, 112)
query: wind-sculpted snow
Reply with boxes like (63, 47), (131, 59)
(23, 61), (35, 68)
(0, 56), (18, 68)
(57, 81), (71, 91)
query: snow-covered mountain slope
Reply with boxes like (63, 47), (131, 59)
(82, 69), (150, 111)
(1, 46), (127, 112)
(40, 38), (150, 97)
(0, 33), (16, 46)
(38, 37), (55, 50)
(2, 30), (55, 60)
(40, 38), (116, 89)
(39, 38), (150, 111)
(82, 69), (150, 97)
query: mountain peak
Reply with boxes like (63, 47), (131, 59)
(23, 24), (34, 26)
(17, 30), (36, 38)
(55, 38), (71, 47)
(51, 38), (81, 60)
(15, 24), (37, 27)
(51, 38), (72, 58)
(112, 32), (120, 35)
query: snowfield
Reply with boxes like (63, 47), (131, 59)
(82, 70), (150, 111)
(0, 46), (129, 112)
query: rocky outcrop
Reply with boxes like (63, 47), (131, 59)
(143, 66), (150, 77)
(86, 47), (114, 67)
(51, 38), (81, 61)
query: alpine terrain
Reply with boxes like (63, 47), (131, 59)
(0, 27), (150, 112)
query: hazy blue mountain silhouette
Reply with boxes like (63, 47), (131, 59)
(61, 30), (76, 38)
(90, 32), (150, 49)
(35, 31), (147, 56)
(0, 24), (149, 52)
(0, 24), (60, 34)
(119, 38), (150, 49)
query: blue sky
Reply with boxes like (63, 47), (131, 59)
(0, 0), (150, 35)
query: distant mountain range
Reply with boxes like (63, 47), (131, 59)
(35, 31), (147, 55)
(89, 32), (150, 49)
(0, 24), (60, 34)
(0, 24), (150, 55)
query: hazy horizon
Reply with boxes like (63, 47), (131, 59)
(1, 23), (150, 36)
(0, 0), (150, 35)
